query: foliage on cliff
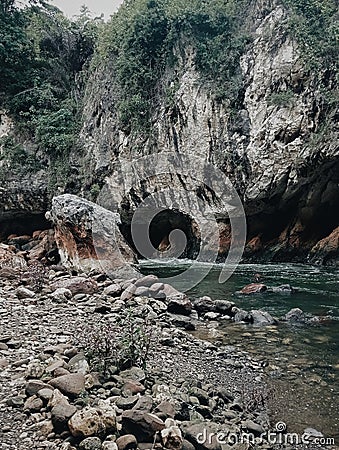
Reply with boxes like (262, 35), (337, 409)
(1, 0), (337, 153)
(96, 0), (251, 132)
(0, 0), (101, 169)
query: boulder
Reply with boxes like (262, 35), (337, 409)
(239, 284), (267, 295)
(16, 286), (35, 299)
(48, 194), (136, 274)
(233, 308), (253, 324)
(79, 437), (103, 450)
(250, 310), (277, 326)
(214, 300), (234, 315)
(271, 284), (294, 293)
(181, 421), (221, 450)
(49, 389), (77, 431)
(68, 353), (90, 375)
(121, 284), (137, 301)
(103, 284), (123, 297)
(26, 380), (53, 397)
(102, 443), (118, 450)
(49, 373), (85, 397)
(153, 401), (176, 420)
(193, 296), (215, 315)
(162, 284), (185, 298)
(167, 297), (192, 316)
(23, 395), (43, 412)
(167, 314), (196, 331)
(51, 277), (98, 295)
(116, 435), (138, 450)
(68, 401), (117, 437)
(120, 367), (146, 383)
(284, 308), (306, 323)
(134, 275), (158, 288)
(122, 380), (146, 395)
(149, 283), (165, 298)
(161, 419), (183, 450)
(51, 288), (73, 303)
(122, 410), (165, 441)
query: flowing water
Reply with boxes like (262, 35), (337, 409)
(139, 261), (339, 442)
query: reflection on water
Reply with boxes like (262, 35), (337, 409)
(140, 261), (339, 441)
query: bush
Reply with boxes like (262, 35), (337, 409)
(76, 308), (153, 379)
(267, 90), (294, 107)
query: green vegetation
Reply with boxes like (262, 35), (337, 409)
(96, 0), (251, 132)
(77, 310), (153, 379)
(268, 89), (294, 108)
(0, 0), (102, 185)
(0, 136), (42, 181)
(0, 0), (337, 177)
(282, 0), (338, 71)
(281, 0), (338, 144)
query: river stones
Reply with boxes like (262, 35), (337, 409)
(49, 373), (85, 397)
(68, 402), (117, 437)
(239, 284), (268, 295)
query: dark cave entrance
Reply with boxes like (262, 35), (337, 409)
(120, 208), (201, 260)
(0, 212), (51, 241)
(244, 157), (339, 261)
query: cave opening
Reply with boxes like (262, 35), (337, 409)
(0, 212), (51, 241)
(120, 208), (201, 260)
(245, 157), (339, 261)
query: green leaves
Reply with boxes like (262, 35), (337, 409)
(96, 0), (251, 133)
(35, 104), (77, 156)
(282, 0), (338, 71)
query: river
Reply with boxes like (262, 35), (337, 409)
(139, 261), (339, 443)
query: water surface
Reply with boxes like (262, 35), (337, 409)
(140, 261), (339, 441)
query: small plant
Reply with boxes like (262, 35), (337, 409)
(119, 309), (153, 370)
(76, 308), (153, 379)
(267, 90), (294, 107)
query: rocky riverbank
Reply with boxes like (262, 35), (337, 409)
(0, 268), (268, 450)
(1, 261), (337, 450)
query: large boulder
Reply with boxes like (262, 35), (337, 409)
(121, 410), (165, 442)
(167, 296), (193, 316)
(250, 310), (277, 326)
(49, 373), (85, 397)
(47, 194), (136, 274)
(68, 401), (117, 437)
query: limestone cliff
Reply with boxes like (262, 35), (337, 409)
(0, 0), (338, 265)
(79, 0), (338, 264)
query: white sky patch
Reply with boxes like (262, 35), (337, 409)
(16, 0), (124, 18)
(50, 0), (124, 19)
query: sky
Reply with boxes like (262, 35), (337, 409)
(51, 0), (124, 19)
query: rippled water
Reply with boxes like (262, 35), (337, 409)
(140, 261), (339, 442)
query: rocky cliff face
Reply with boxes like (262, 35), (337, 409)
(79, 1), (338, 265)
(1, 0), (338, 266)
